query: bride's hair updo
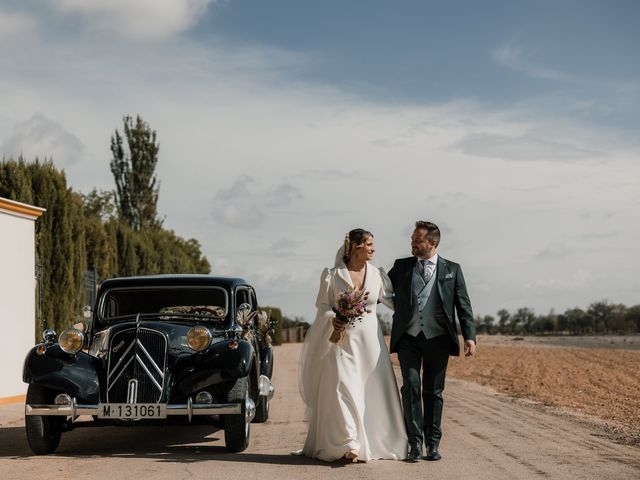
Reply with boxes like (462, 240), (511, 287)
(343, 228), (373, 264)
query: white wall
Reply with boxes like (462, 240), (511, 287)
(0, 210), (37, 398)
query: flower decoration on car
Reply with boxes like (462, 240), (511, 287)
(235, 308), (276, 346)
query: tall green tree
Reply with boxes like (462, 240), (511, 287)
(586, 300), (622, 333)
(625, 305), (640, 332)
(110, 115), (161, 231)
(496, 308), (510, 333)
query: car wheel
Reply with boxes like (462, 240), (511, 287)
(224, 377), (250, 452)
(25, 385), (63, 455)
(253, 394), (269, 423)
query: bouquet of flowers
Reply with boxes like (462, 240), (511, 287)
(329, 287), (370, 344)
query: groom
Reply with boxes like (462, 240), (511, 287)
(388, 221), (476, 462)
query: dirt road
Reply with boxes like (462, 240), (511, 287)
(1, 343), (639, 479)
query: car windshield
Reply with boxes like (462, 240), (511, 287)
(99, 286), (228, 323)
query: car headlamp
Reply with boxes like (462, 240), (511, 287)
(187, 326), (212, 352)
(59, 328), (85, 354)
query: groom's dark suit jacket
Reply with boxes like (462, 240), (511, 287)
(388, 256), (476, 356)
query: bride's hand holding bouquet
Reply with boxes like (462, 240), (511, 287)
(329, 287), (370, 344)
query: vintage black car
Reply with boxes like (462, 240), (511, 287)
(23, 275), (275, 455)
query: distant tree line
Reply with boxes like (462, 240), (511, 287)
(0, 116), (210, 334)
(475, 301), (640, 335)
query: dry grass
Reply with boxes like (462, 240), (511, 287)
(446, 336), (640, 433)
(387, 334), (640, 444)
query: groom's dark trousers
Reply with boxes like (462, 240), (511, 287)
(388, 256), (476, 450)
(396, 332), (451, 446)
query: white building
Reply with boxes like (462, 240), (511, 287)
(0, 197), (45, 402)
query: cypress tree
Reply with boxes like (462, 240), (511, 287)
(28, 160), (87, 331)
(0, 156), (33, 203)
(1, 158), (87, 333)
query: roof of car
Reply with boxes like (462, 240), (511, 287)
(98, 274), (249, 290)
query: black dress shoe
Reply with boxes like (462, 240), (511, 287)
(425, 445), (441, 461)
(405, 444), (422, 462)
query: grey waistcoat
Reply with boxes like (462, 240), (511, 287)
(406, 264), (449, 339)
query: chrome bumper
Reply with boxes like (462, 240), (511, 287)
(25, 401), (241, 418)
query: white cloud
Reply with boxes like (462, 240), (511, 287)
(52, 0), (216, 39)
(0, 8), (37, 38)
(211, 176), (263, 228)
(269, 238), (303, 258)
(266, 184), (303, 207)
(534, 243), (572, 260)
(1, 114), (85, 166)
(523, 269), (595, 291)
(296, 169), (358, 180)
(492, 44), (568, 81)
(454, 132), (604, 162)
(210, 176), (303, 228)
(492, 42), (640, 98)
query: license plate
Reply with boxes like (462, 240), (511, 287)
(98, 403), (167, 419)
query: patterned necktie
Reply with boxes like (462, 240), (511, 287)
(420, 259), (432, 282)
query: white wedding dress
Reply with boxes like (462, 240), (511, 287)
(299, 253), (408, 462)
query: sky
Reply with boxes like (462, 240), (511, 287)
(1, 0), (639, 322)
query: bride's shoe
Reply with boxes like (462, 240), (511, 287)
(344, 449), (359, 463)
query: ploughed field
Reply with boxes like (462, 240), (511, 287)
(444, 334), (640, 445)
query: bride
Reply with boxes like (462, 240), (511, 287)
(298, 228), (407, 462)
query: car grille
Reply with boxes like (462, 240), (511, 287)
(106, 328), (167, 403)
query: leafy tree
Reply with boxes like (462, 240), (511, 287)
(0, 156), (33, 203)
(475, 314), (496, 334)
(264, 307), (283, 345)
(556, 312), (569, 332)
(110, 115), (161, 230)
(625, 305), (640, 332)
(482, 315), (496, 334)
(564, 307), (588, 334)
(510, 307), (536, 334)
(587, 300), (617, 333)
(531, 313), (556, 334)
(82, 188), (116, 222)
(282, 315), (310, 330)
(608, 304), (629, 333)
(497, 308), (510, 333)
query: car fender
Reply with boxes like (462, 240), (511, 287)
(23, 345), (101, 403)
(259, 346), (273, 379)
(171, 339), (255, 398)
